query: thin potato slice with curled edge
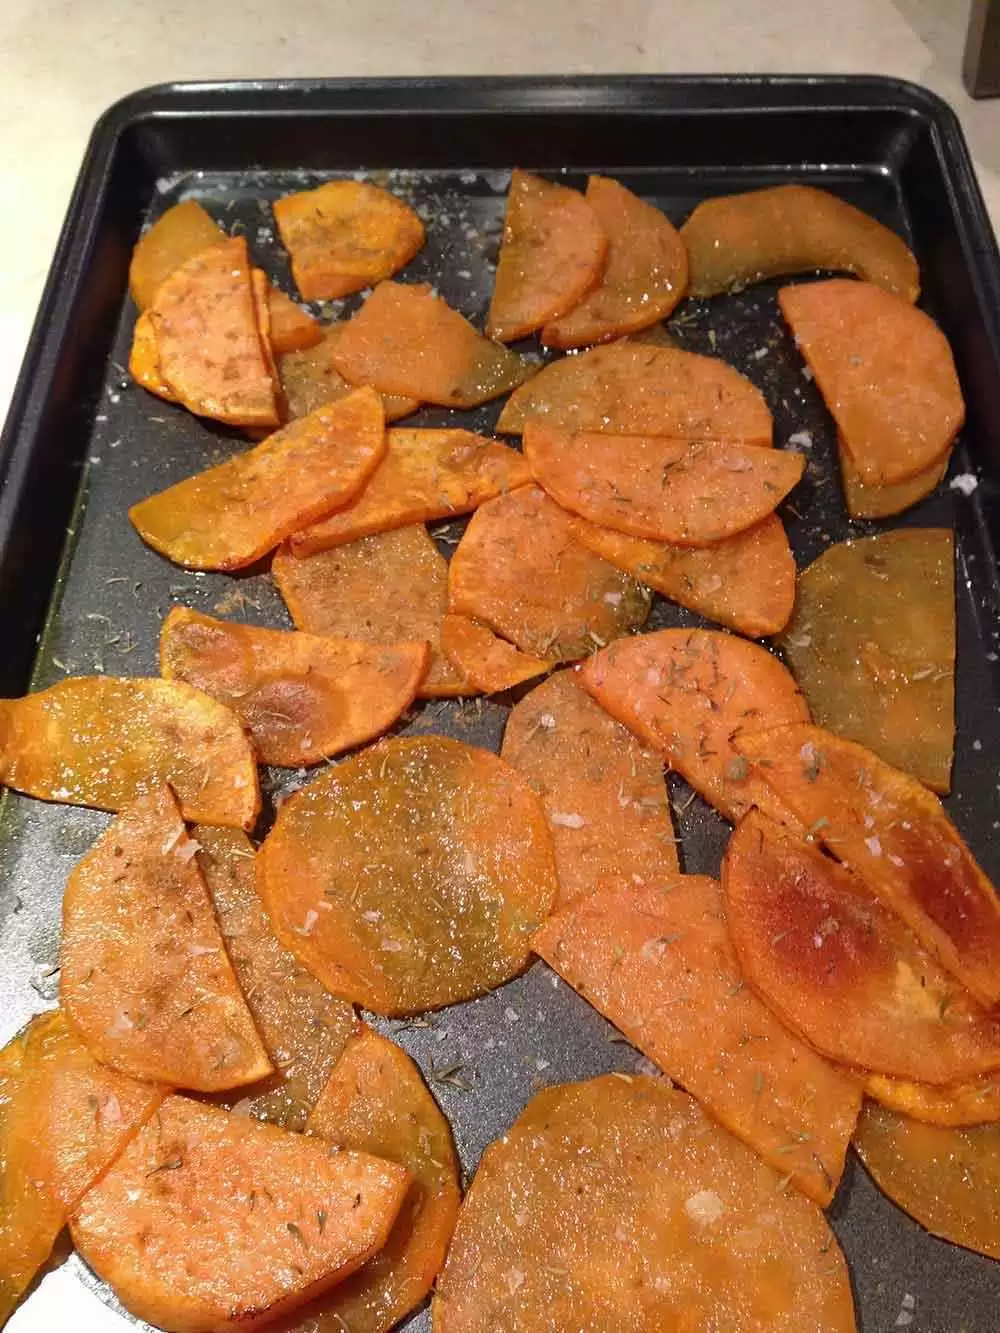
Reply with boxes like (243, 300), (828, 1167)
(196, 828), (358, 1131)
(433, 1076), (858, 1332)
(257, 736), (558, 1016)
(273, 527), (470, 698)
(779, 529), (955, 793)
(839, 438), (949, 518)
(70, 1095), (411, 1333)
(129, 312), (177, 402)
(331, 282), (536, 408)
(440, 615), (552, 694)
(160, 607), (428, 767)
(681, 184), (920, 301)
(779, 279), (964, 485)
(501, 669), (678, 907)
(0, 1011), (166, 1326)
(290, 429), (532, 555)
(61, 786), (272, 1094)
(274, 180), (425, 301)
(722, 811), (1000, 1086)
(486, 169), (608, 342)
(542, 176), (688, 347)
(0, 676), (259, 828)
(853, 1102), (1000, 1261)
(280, 326), (419, 423)
(524, 422), (804, 545)
(129, 388), (387, 571)
(866, 1072), (1000, 1128)
(447, 485), (651, 661)
(129, 199), (226, 312)
(735, 724), (1000, 1009)
(496, 340), (772, 443)
(580, 628), (810, 824)
(567, 512), (796, 636)
(532, 879), (860, 1205)
(266, 286), (323, 354)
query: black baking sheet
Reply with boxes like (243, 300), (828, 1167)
(1, 76), (999, 1332)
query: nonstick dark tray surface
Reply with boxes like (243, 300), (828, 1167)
(1, 76), (999, 1332)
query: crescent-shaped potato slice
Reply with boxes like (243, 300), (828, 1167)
(129, 311), (178, 402)
(129, 199), (226, 312)
(838, 439), (949, 519)
(865, 1071), (1000, 1128)
(266, 286), (322, 354)
(439, 615), (552, 694)
(279, 326), (419, 423)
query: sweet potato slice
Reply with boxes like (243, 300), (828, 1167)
(274, 180), (425, 301)
(161, 607), (427, 767)
(779, 530), (955, 792)
(440, 615), (551, 694)
(541, 176), (688, 347)
(129, 199), (226, 312)
(865, 1072), (1000, 1128)
(280, 326), (419, 423)
(267, 286), (323, 354)
(297, 1026), (461, 1333)
(0, 1011), (165, 1325)
(257, 736), (557, 1015)
(330, 282), (536, 408)
(433, 1075), (857, 1332)
(129, 311), (178, 402)
(71, 1095), (411, 1333)
(524, 422), (804, 545)
(779, 279), (964, 485)
(290, 429), (532, 555)
(735, 724), (1000, 1009)
(149, 236), (280, 429)
(129, 388), (386, 571)
(501, 669), (678, 906)
(447, 485), (651, 661)
(567, 512), (795, 636)
(197, 828), (358, 1130)
(580, 628), (809, 823)
(853, 1102), (1000, 1261)
(533, 879), (860, 1204)
(838, 440), (949, 518)
(681, 184), (920, 301)
(273, 526), (469, 698)
(485, 169), (608, 342)
(0, 676), (259, 828)
(723, 810), (1000, 1085)
(496, 340), (772, 443)
(61, 786), (272, 1093)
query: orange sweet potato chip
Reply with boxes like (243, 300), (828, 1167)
(279, 325), (419, 423)
(541, 176), (688, 347)
(681, 184), (920, 301)
(0, 675), (259, 829)
(439, 614), (552, 694)
(257, 736), (557, 1015)
(865, 1072), (1000, 1128)
(736, 724), (1000, 1010)
(128, 312), (178, 402)
(129, 199), (226, 312)
(129, 388), (387, 571)
(567, 511), (796, 636)
(160, 607), (427, 767)
(524, 422), (804, 545)
(485, 169), (608, 342)
(448, 485), (651, 661)
(501, 669), (678, 906)
(290, 429), (532, 555)
(266, 285), (323, 354)
(274, 180), (425, 301)
(779, 279), (964, 485)
(330, 282), (536, 408)
(839, 439), (949, 518)
(496, 340), (772, 443)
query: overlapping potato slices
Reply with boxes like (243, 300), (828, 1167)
(541, 175), (688, 347)
(433, 1076), (858, 1331)
(279, 326), (419, 423)
(130, 387), (387, 571)
(485, 169), (608, 343)
(273, 526), (469, 697)
(447, 485), (651, 661)
(439, 615), (552, 693)
(524, 421), (804, 544)
(160, 607), (427, 767)
(71, 1095), (411, 1333)
(735, 724), (1000, 1009)
(496, 341), (772, 442)
(129, 199), (228, 312)
(266, 285), (323, 354)
(501, 670), (678, 906)
(0, 676), (259, 828)
(866, 1072), (1000, 1128)
(779, 278), (964, 485)
(274, 180), (425, 301)
(330, 282), (536, 408)
(567, 512), (796, 636)
(779, 529), (955, 792)
(839, 440), (949, 519)
(129, 311), (178, 402)
(680, 184), (920, 301)
(580, 628), (809, 823)
(257, 737), (557, 1015)
(533, 877), (860, 1204)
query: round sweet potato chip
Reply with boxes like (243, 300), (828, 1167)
(865, 1071), (1000, 1128)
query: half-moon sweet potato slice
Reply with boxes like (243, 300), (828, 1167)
(129, 311), (178, 402)
(865, 1072), (1000, 1128)
(838, 439), (948, 519)
(280, 326), (420, 423)
(266, 286), (323, 354)
(129, 199), (226, 312)
(439, 615), (552, 694)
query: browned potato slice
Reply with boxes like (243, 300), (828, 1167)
(279, 326), (419, 424)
